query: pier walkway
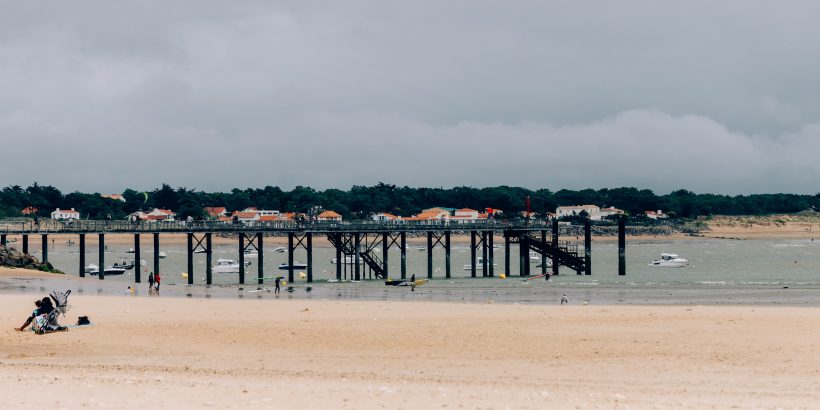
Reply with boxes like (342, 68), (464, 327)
(1, 219), (628, 284)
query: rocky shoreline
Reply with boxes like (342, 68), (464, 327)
(0, 245), (61, 273)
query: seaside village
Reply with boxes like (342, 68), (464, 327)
(25, 193), (677, 224)
(43, 196), (670, 224)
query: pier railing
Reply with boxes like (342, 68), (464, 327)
(0, 218), (556, 234)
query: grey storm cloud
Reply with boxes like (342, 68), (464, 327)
(2, 1), (820, 194)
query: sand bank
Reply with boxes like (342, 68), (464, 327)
(2, 281), (820, 408)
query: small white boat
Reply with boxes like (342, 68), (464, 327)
(278, 261), (308, 270)
(243, 250), (258, 258)
(85, 264), (127, 275)
(463, 257), (498, 270)
(529, 251), (542, 262)
(649, 253), (689, 268)
(125, 248), (135, 254)
(213, 258), (251, 274)
(193, 249), (208, 254)
(158, 251), (167, 259)
(273, 246), (287, 253)
(331, 256), (363, 265)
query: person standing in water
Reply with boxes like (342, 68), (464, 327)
(274, 277), (281, 295)
(148, 271), (155, 292)
(410, 274), (416, 292)
(154, 272), (161, 292)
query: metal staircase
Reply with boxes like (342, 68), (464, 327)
(520, 235), (586, 274)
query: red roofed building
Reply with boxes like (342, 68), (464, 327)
(404, 209), (450, 222)
(51, 208), (80, 220)
(371, 212), (400, 222)
(145, 208), (176, 221)
(451, 208), (480, 223)
(204, 207), (227, 218)
(317, 210), (342, 222)
(21, 206), (38, 215)
(233, 211), (259, 223)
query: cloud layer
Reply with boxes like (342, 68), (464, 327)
(1, 1), (820, 194)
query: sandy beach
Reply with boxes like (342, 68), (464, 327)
(2, 269), (820, 409)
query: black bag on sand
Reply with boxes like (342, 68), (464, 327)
(77, 316), (91, 326)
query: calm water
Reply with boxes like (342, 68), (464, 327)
(28, 237), (820, 286)
(4, 237), (820, 305)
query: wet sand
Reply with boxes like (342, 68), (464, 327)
(3, 268), (820, 408)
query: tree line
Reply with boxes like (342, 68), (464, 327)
(1, 182), (818, 221)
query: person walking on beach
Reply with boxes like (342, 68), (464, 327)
(148, 271), (155, 292)
(274, 277), (281, 295)
(154, 272), (161, 292)
(560, 294), (568, 305)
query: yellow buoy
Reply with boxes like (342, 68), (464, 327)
(181, 272), (188, 278)
(499, 273), (506, 279)
(299, 272), (307, 279)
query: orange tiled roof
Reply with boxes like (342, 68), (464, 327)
(259, 215), (280, 222)
(204, 207), (226, 216)
(318, 210), (341, 218)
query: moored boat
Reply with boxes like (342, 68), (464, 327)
(213, 258), (251, 274)
(649, 253), (689, 268)
(278, 261), (308, 270)
(85, 264), (127, 276)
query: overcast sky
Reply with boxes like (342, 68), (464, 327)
(2, 1), (820, 195)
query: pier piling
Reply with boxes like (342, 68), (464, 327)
(134, 234), (141, 283)
(79, 234), (85, 277)
(257, 233), (264, 285)
(205, 233), (212, 285)
(400, 232), (407, 279)
(98, 233), (105, 280)
(584, 221), (592, 275)
(618, 218), (626, 275)
(154, 233), (163, 283)
(41, 234), (48, 263)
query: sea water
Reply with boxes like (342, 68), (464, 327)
(29, 237), (820, 287)
(5, 237), (819, 305)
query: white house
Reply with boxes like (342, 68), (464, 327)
(404, 208), (451, 222)
(233, 211), (260, 223)
(645, 210), (669, 219)
(204, 207), (227, 218)
(556, 205), (602, 220)
(451, 208), (481, 223)
(599, 207), (625, 219)
(317, 210), (342, 222)
(372, 212), (400, 222)
(145, 208), (176, 221)
(51, 208), (80, 220)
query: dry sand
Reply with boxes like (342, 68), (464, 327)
(702, 214), (820, 239)
(2, 271), (820, 409)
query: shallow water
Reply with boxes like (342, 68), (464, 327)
(3, 237), (819, 306)
(31, 237), (820, 286)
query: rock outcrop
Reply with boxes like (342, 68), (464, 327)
(0, 245), (62, 273)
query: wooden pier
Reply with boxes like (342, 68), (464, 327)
(0, 219), (628, 284)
